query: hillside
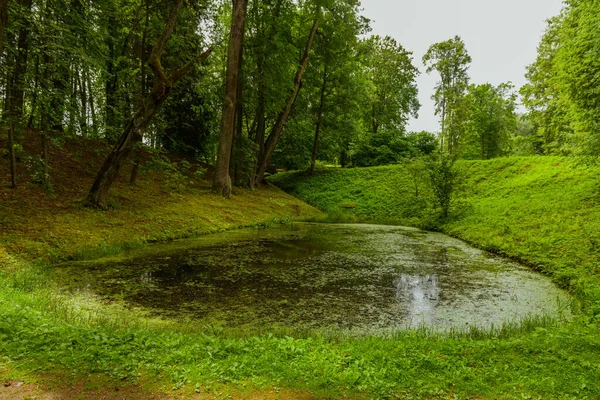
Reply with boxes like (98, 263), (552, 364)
(269, 157), (600, 316)
(0, 131), (322, 263)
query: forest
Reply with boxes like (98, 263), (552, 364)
(1, 0), (599, 193)
(1, 0), (600, 399)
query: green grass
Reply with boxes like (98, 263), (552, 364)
(1, 155), (600, 398)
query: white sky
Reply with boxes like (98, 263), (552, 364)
(360, 0), (564, 133)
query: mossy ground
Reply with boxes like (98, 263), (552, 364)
(1, 141), (600, 399)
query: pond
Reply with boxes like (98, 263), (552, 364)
(55, 223), (571, 333)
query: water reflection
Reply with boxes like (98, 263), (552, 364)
(396, 275), (440, 326)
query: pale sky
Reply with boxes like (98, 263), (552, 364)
(360, 0), (564, 133)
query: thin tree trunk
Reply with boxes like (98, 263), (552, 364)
(105, 9), (118, 140)
(213, 0), (248, 198)
(87, 0), (212, 208)
(0, 0), (8, 52)
(255, 17), (319, 186)
(310, 66), (327, 176)
(232, 13), (246, 187)
(40, 51), (53, 192)
(371, 103), (378, 134)
(86, 69), (98, 136)
(78, 69), (88, 137)
(5, 0), (32, 189)
(27, 54), (40, 128)
(130, 6), (148, 185)
(40, 128), (49, 191)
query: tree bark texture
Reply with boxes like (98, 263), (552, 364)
(310, 66), (327, 176)
(255, 17), (319, 186)
(212, 0), (248, 198)
(86, 0), (212, 208)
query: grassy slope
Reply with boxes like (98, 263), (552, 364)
(269, 157), (600, 316)
(1, 140), (599, 399)
(0, 133), (321, 262)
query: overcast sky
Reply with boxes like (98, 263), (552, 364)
(360, 0), (564, 133)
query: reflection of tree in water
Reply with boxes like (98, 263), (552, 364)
(396, 274), (440, 326)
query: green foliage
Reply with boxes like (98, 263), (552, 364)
(363, 35), (420, 134)
(426, 154), (457, 218)
(142, 154), (192, 194)
(463, 83), (518, 160)
(350, 130), (437, 167)
(521, 0), (600, 157)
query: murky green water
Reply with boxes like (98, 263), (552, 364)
(55, 223), (571, 333)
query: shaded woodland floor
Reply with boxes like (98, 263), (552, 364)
(0, 131), (320, 262)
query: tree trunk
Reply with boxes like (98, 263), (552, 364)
(77, 69), (88, 137)
(105, 10), (119, 140)
(86, 69), (98, 137)
(5, 0), (32, 189)
(371, 103), (378, 134)
(39, 49), (54, 191)
(87, 0), (212, 208)
(27, 54), (40, 128)
(249, 0), (283, 189)
(212, 0), (248, 198)
(0, 0), (8, 52)
(255, 17), (319, 186)
(310, 66), (327, 176)
(40, 128), (50, 191)
(250, 87), (265, 190)
(130, 8), (148, 185)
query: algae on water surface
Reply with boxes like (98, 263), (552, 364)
(54, 223), (571, 333)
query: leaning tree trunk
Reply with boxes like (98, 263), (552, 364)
(249, 0), (283, 189)
(213, 0), (248, 198)
(310, 66), (327, 176)
(86, 0), (212, 208)
(255, 17), (318, 186)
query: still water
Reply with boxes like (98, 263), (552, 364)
(55, 224), (571, 333)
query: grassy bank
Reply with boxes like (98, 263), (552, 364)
(1, 144), (600, 398)
(269, 157), (600, 318)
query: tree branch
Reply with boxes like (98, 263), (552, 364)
(169, 47), (214, 84)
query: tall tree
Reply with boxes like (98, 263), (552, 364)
(364, 35), (420, 135)
(520, 14), (571, 155)
(213, 0), (249, 198)
(464, 83), (517, 159)
(86, 0), (212, 208)
(553, 0), (600, 157)
(423, 36), (471, 156)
